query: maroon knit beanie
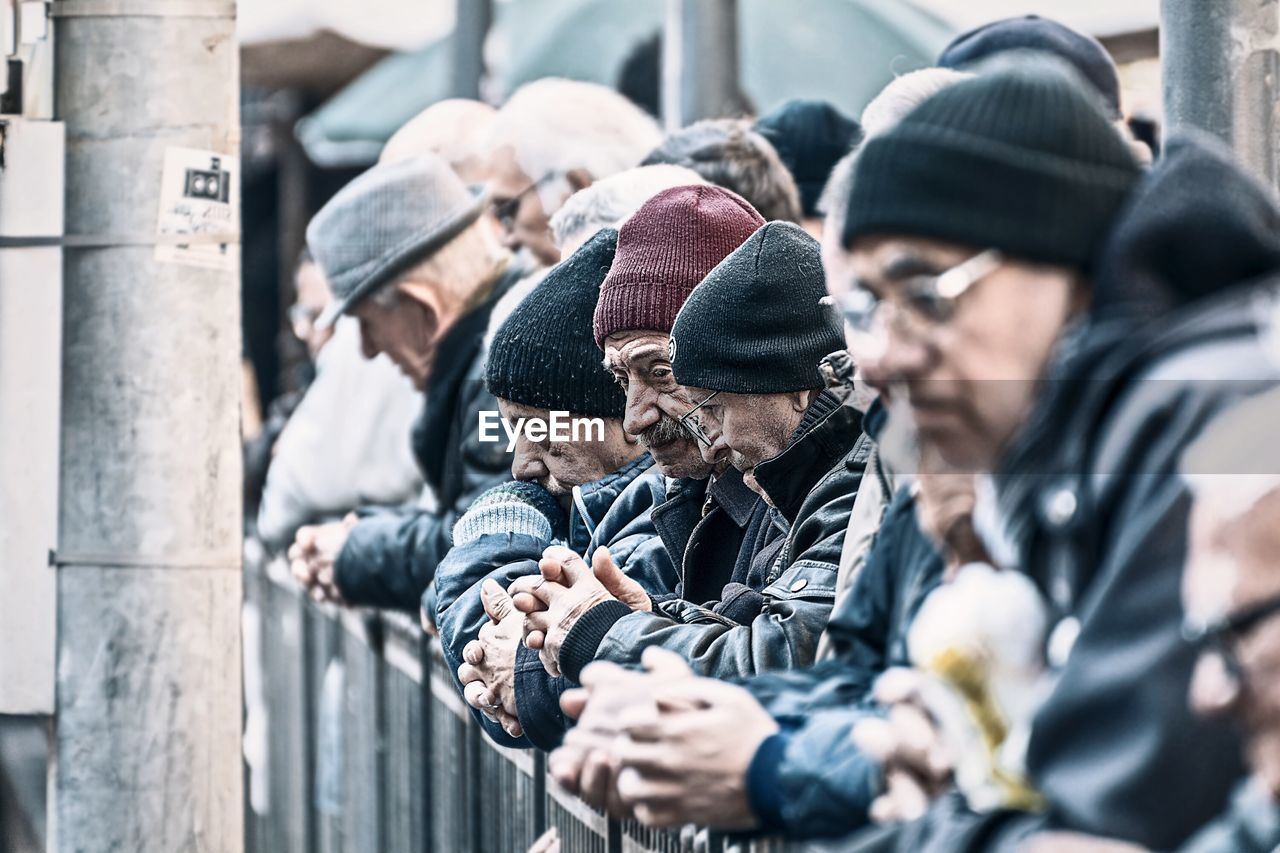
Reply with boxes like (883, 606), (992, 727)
(593, 184), (765, 347)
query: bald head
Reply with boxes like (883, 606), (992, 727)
(380, 98), (498, 183)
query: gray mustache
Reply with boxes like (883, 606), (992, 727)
(637, 414), (690, 449)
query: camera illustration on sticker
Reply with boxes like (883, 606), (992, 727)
(183, 157), (231, 203)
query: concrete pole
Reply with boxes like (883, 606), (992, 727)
(662, 0), (742, 131)
(451, 0), (492, 100)
(52, 1), (243, 851)
(1161, 0), (1280, 186)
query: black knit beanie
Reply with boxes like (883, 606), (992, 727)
(670, 222), (845, 393)
(842, 63), (1142, 272)
(755, 99), (863, 218)
(486, 228), (625, 418)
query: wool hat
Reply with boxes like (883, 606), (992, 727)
(670, 222), (845, 394)
(938, 15), (1122, 119)
(593, 184), (765, 347)
(487, 228), (625, 418)
(307, 154), (490, 328)
(842, 63), (1142, 272)
(755, 99), (863, 218)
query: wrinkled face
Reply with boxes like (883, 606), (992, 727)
(348, 284), (440, 391)
(602, 330), (718, 480)
(498, 399), (640, 502)
(848, 234), (1081, 471)
(692, 389), (808, 494)
(487, 144), (561, 267)
(1184, 492), (1280, 794)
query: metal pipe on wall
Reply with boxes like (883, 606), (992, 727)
(1161, 0), (1280, 187)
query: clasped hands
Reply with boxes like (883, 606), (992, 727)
(457, 545), (651, 732)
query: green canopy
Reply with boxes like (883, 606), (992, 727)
(298, 0), (956, 167)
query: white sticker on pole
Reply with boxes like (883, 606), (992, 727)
(155, 146), (239, 271)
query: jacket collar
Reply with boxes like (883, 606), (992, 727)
(707, 465), (758, 527)
(567, 453), (654, 551)
(414, 261), (524, 487)
(753, 390), (862, 522)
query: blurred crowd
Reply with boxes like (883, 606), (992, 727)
(255, 14), (1280, 853)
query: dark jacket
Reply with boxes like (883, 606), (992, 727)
(1179, 778), (1280, 853)
(557, 390), (867, 681)
(737, 401), (946, 837)
(882, 148), (1280, 850)
(332, 263), (523, 610)
(432, 454), (677, 749)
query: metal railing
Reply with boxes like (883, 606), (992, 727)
(244, 552), (804, 853)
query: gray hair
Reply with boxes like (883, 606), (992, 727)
(379, 99), (497, 183)
(550, 164), (706, 253)
(860, 68), (975, 139)
(642, 118), (802, 223)
(486, 78), (662, 198)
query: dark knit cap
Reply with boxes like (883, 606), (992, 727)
(755, 99), (863, 218)
(670, 222), (845, 394)
(487, 228), (625, 418)
(938, 15), (1122, 119)
(842, 63), (1142, 272)
(593, 184), (765, 347)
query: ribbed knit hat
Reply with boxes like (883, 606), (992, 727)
(842, 63), (1142, 272)
(670, 222), (845, 394)
(593, 184), (765, 347)
(486, 228), (625, 418)
(938, 16), (1122, 119)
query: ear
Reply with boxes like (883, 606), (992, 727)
(565, 168), (594, 193)
(396, 278), (445, 336)
(789, 388), (818, 413)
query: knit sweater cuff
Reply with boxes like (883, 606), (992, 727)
(559, 599), (635, 683)
(451, 482), (564, 546)
(746, 732), (790, 833)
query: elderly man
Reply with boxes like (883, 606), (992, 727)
(288, 154), (527, 610)
(516, 219), (860, 684)
(754, 99), (862, 237)
(429, 228), (677, 745)
(484, 78), (662, 266)
(548, 164), (705, 256)
(1022, 389), (1280, 853)
(642, 118), (803, 224)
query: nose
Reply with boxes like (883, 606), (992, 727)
(859, 327), (932, 390)
(623, 385), (660, 439)
(699, 430), (729, 466)
(511, 446), (549, 483)
(1189, 652), (1242, 719)
(358, 322), (379, 361)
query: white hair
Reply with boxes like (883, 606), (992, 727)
(487, 78), (662, 196)
(379, 99), (497, 183)
(1181, 387), (1280, 522)
(550, 165), (706, 254)
(860, 68), (975, 139)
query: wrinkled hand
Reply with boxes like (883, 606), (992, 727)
(510, 546), (650, 677)
(288, 513), (357, 604)
(851, 668), (953, 824)
(609, 656), (779, 829)
(458, 580), (524, 738)
(549, 648), (695, 817)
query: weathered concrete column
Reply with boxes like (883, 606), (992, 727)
(52, 1), (243, 850)
(1161, 0), (1280, 186)
(662, 0), (742, 130)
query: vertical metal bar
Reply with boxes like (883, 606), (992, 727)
(1161, 0), (1280, 187)
(51, 1), (243, 850)
(450, 0), (492, 100)
(661, 0), (741, 130)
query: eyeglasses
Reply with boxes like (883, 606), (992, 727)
(1183, 591), (1280, 689)
(822, 249), (1004, 358)
(678, 390), (720, 448)
(493, 173), (560, 232)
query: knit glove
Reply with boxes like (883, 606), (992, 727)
(451, 481), (568, 547)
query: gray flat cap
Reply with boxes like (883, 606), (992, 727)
(307, 153), (490, 328)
